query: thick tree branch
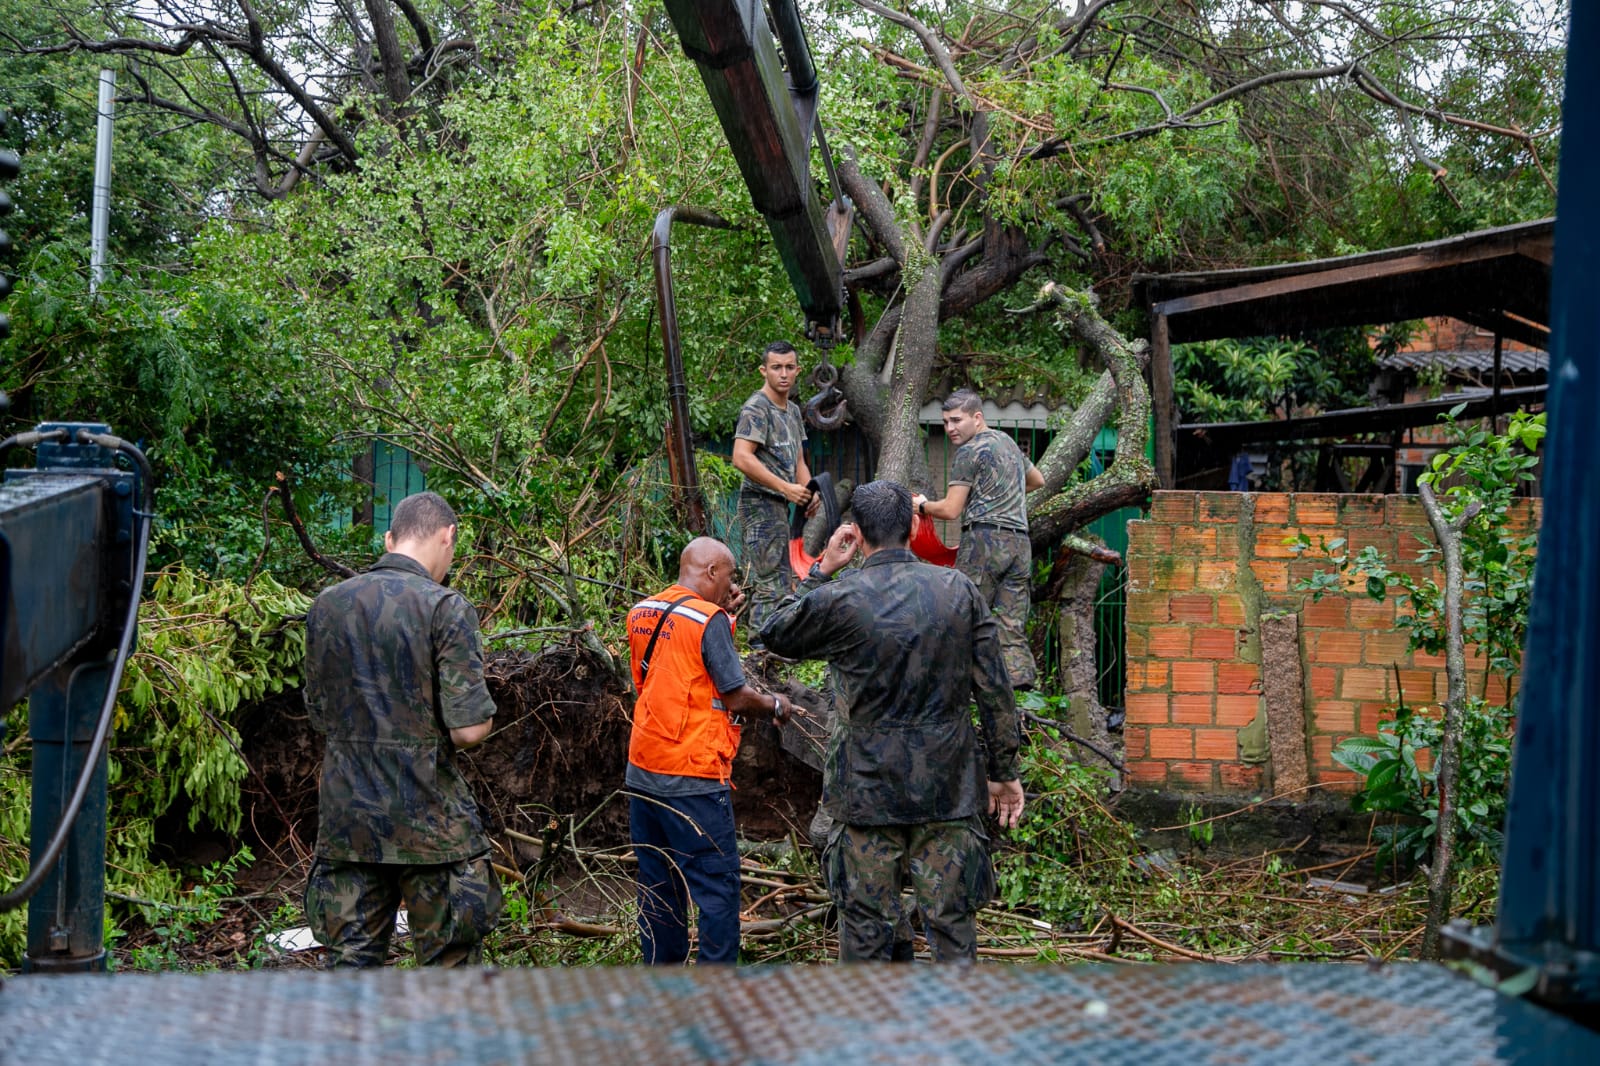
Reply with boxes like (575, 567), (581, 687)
(1023, 282), (1157, 549)
(362, 0), (415, 105)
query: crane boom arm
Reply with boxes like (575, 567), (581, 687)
(662, 0), (847, 345)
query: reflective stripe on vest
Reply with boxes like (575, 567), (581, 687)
(627, 585), (741, 782)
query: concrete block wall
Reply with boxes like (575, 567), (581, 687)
(1123, 491), (1536, 794)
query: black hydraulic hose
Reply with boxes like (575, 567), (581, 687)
(0, 434), (152, 913)
(0, 427), (69, 466)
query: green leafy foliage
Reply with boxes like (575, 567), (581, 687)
(994, 724), (1135, 926)
(1, 569), (309, 967)
(1293, 411), (1542, 872)
(1330, 693), (1513, 871)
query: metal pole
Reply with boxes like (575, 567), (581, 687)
(89, 69), (114, 295)
(651, 206), (732, 535)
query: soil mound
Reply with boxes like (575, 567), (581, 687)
(236, 645), (821, 862)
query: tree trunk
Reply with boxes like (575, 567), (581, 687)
(1417, 480), (1480, 959)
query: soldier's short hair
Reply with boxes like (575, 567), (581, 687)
(851, 480), (912, 549)
(761, 341), (798, 367)
(389, 491), (458, 543)
(941, 389), (983, 415)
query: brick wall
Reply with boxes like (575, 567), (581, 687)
(1124, 491), (1536, 794)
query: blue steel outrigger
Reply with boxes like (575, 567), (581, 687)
(0, 3), (1598, 1060)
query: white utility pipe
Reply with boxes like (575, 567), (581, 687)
(89, 69), (115, 294)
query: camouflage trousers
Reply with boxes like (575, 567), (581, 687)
(813, 806), (916, 961)
(823, 818), (994, 963)
(739, 491), (794, 637)
(957, 524), (1038, 688)
(304, 853), (502, 968)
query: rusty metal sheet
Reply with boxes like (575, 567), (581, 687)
(3, 961), (1597, 1064)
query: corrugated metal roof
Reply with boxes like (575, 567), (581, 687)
(1379, 348), (1548, 374)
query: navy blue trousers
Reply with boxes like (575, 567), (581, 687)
(629, 788), (741, 965)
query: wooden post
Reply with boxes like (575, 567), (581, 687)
(1491, 329), (1504, 433)
(1150, 311), (1175, 489)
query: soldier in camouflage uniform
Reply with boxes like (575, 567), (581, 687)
(761, 481), (1024, 963)
(302, 491), (502, 968)
(731, 341), (818, 639)
(914, 389), (1045, 689)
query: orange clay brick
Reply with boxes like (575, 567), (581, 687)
(1318, 770), (1363, 794)
(1157, 559), (1198, 592)
(1253, 494), (1290, 524)
(1301, 597), (1349, 628)
(1412, 649), (1446, 669)
(1251, 560), (1289, 592)
(1126, 592), (1170, 625)
(1141, 660), (1169, 690)
(1350, 600), (1396, 630)
(1294, 494), (1341, 525)
(1125, 660), (1146, 691)
(1170, 761), (1218, 790)
(1358, 702), (1389, 733)
(1313, 701), (1356, 733)
(1340, 667), (1392, 701)
(1133, 524), (1175, 553)
(1217, 662), (1260, 694)
(1213, 525), (1242, 559)
(1149, 627), (1193, 658)
(1288, 560), (1330, 589)
(1128, 761), (1170, 787)
(1125, 694), (1170, 725)
(1221, 764), (1265, 792)
(1395, 532), (1434, 563)
(1216, 594), (1248, 627)
(1192, 627), (1239, 659)
(1365, 631), (1411, 665)
(1195, 728), (1239, 761)
(1149, 728), (1195, 759)
(1126, 555), (1155, 589)
(1310, 734), (1338, 770)
(1257, 531), (1316, 560)
(1170, 526), (1218, 555)
(1198, 493), (1243, 522)
(1123, 727), (1149, 760)
(1387, 496), (1426, 526)
(1149, 492), (1196, 523)
(1309, 666), (1337, 698)
(1126, 628), (1149, 658)
(1347, 528), (1396, 555)
(1339, 496), (1386, 526)
(1397, 669), (1439, 702)
(1312, 631), (1363, 664)
(1484, 675), (1513, 705)
(1169, 594), (1216, 623)
(1171, 694), (1215, 724)
(1215, 694), (1261, 726)
(1170, 661), (1216, 692)
(1196, 561), (1237, 591)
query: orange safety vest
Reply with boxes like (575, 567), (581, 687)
(627, 585), (742, 782)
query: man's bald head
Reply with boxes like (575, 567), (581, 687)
(679, 536), (736, 605)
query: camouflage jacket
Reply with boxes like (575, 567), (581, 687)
(304, 553), (496, 864)
(734, 390), (807, 497)
(759, 548), (1020, 826)
(950, 428), (1035, 532)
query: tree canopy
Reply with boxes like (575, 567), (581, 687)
(0, 0), (1567, 581)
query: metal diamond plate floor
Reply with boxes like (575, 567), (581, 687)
(4, 961), (1595, 1064)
